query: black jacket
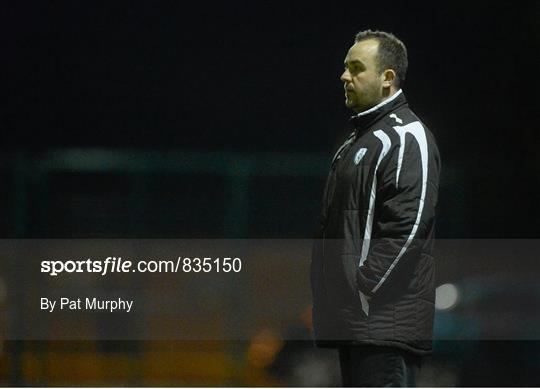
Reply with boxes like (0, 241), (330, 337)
(310, 90), (440, 355)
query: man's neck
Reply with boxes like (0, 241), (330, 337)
(355, 89), (403, 117)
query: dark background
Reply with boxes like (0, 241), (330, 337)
(2, 1), (539, 239)
(0, 1), (539, 386)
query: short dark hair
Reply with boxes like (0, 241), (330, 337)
(355, 29), (408, 87)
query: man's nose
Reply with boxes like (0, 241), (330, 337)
(340, 69), (351, 83)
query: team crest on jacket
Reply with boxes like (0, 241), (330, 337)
(354, 148), (368, 165)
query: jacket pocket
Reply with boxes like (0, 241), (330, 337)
(339, 253), (366, 310)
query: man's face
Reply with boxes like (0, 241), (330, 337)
(341, 39), (385, 113)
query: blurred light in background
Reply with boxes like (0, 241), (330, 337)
(246, 328), (283, 369)
(435, 283), (459, 311)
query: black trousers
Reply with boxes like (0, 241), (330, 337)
(338, 345), (422, 387)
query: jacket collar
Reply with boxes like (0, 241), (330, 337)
(348, 89), (408, 131)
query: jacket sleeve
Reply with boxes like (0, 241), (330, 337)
(356, 127), (438, 299)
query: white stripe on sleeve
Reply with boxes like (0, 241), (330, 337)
(371, 121), (428, 293)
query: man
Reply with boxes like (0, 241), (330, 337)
(310, 30), (440, 386)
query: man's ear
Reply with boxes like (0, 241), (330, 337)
(381, 69), (396, 88)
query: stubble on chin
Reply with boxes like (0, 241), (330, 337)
(345, 98), (361, 113)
